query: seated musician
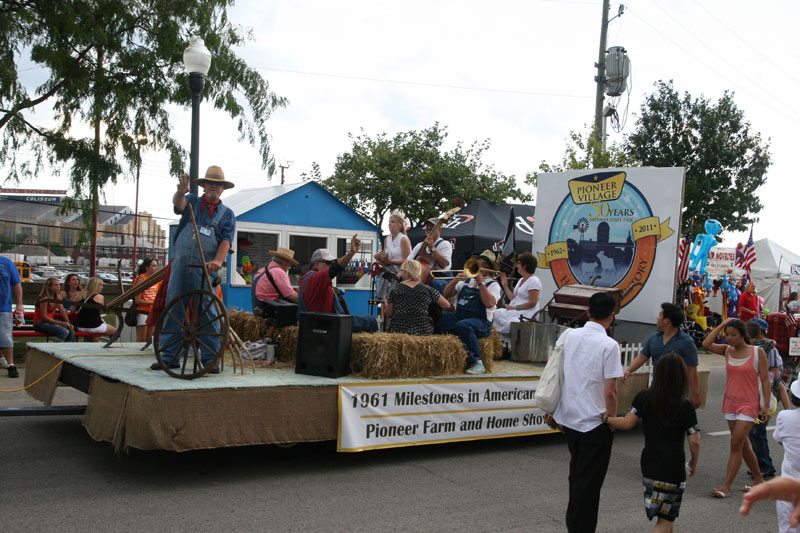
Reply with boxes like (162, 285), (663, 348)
(492, 252), (542, 344)
(384, 260), (450, 336)
(298, 235), (378, 333)
(438, 250), (502, 375)
(252, 247), (299, 315)
(409, 216), (453, 295)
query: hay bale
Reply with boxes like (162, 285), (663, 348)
(268, 325), (298, 363)
(478, 331), (502, 373)
(228, 309), (268, 342)
(350, 333), (466, 379)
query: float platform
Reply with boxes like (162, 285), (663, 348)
(23, 342), (545, 453)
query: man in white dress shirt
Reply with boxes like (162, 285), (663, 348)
(553, 291), (622, 533)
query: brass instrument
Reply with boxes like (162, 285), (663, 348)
(430, 257), (502, 279)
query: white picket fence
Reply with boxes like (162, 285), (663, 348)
(620, 342), (650, 374)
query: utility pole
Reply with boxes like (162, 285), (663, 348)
(593, 0), (610, 145)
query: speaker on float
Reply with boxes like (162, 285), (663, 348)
(296, 312), (353, 378)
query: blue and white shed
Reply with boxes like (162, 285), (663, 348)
(220, 181), (380, 315)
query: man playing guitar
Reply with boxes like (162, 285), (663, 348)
(410, 216), (453, 295)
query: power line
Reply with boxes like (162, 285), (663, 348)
(627, 8), (800, 125)
(258, 67), (594, 100)
(647, 0), (800, 119)
(692, 0), (800, 89)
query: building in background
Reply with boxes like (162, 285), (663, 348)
(0, 191), (167, 267)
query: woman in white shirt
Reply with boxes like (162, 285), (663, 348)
(493, 252), (542, 343)
(374, 214), (411, 299)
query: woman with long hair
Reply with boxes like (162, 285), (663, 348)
(133, 258), (160, 342)
(374, 214), (411, 300)
(703, 318), (771, 498)
(58, 273), (82, 321)
(33, 277), (75, 342)
(383, 259), (449, 336)
(76, 277), (117, 341)
(607, 353), (701, 531)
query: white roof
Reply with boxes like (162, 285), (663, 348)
(751, 238), (800, 280)
(223, 183), (305, 218)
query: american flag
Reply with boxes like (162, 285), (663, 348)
(735, 227), (757, 272)
(677, 228), (691, 283)
(787, 312), (797, 328)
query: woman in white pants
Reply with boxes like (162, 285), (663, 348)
(493, 252), (541, 343)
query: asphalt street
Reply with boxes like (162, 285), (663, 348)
(0, 352), (785, 532)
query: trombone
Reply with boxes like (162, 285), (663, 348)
(430, 257), (502, 279)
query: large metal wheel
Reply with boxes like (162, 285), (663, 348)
(153, 289), (229, 379)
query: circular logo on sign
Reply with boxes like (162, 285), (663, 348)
(545, 171), (662, 308)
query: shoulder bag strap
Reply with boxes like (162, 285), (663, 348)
(264, 267), (289, 299)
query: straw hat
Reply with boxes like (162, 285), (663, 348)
(196, 165), (235, 189)
(269, 247), (299, 265)
(477, 249), (499, 271)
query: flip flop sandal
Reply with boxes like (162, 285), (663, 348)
(741, 485), (752, 493)
(711, 489), (730, 499)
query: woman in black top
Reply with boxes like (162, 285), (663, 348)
(76, 277), (117, 341)
(607, 353), (702, 530)
(384, 259), (450, 335)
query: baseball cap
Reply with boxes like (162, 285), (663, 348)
(425, 217), (440, 226)
(750, 318), (769, 333)
(310, 249), (336, 263)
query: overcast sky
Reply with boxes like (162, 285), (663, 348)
(10, 0), (799, 250)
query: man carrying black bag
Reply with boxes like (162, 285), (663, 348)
(252, 247), (299, 325)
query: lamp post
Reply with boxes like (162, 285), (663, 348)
(132, 133), (148, 275)
(183, 36), (212, 195)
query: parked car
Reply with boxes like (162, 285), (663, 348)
(96, 272), (118, 283)
(28, 272), (45, 282)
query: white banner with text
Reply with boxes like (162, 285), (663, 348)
(337, 378), (556, 452)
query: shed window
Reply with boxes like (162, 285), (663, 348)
(231, 231), (280, 287)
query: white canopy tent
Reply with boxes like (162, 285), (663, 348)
(749, 238), (800, 314)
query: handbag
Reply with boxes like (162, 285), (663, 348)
(124, 306), (138, 327)
(260, 267), (298, 327)
(534, 329), (572, 414)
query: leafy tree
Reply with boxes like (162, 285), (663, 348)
(526, 126), (635, 188)
(322, 123), (531, 227)
(1, 0), (286, 262)
(625, 81), (770, 235)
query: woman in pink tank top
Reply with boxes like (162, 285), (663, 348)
(703, 318), (771, 499)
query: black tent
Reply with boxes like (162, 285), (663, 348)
(407, 200), (535, 270)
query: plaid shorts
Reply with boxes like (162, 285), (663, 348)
(643, 477), (686, 522)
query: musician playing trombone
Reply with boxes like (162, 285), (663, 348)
(438, 250), (503, 375)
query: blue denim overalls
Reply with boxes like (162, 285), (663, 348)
(160, 202), (229, 366)
(437, 280), (495, 365)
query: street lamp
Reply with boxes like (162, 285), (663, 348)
(132, 132), (148, 275)
(183, 35), (212, 195)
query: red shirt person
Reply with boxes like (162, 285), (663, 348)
(739, 282), (759, 321)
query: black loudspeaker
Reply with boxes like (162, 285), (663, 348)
(296, 312), (353, 378)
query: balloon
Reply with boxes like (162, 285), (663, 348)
(688, 219), (724, 276)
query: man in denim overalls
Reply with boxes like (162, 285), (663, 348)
(151, 166), (236, 373)
(438, 250), (502, 375)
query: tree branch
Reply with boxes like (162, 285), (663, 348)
(0, 44), (94, 130)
